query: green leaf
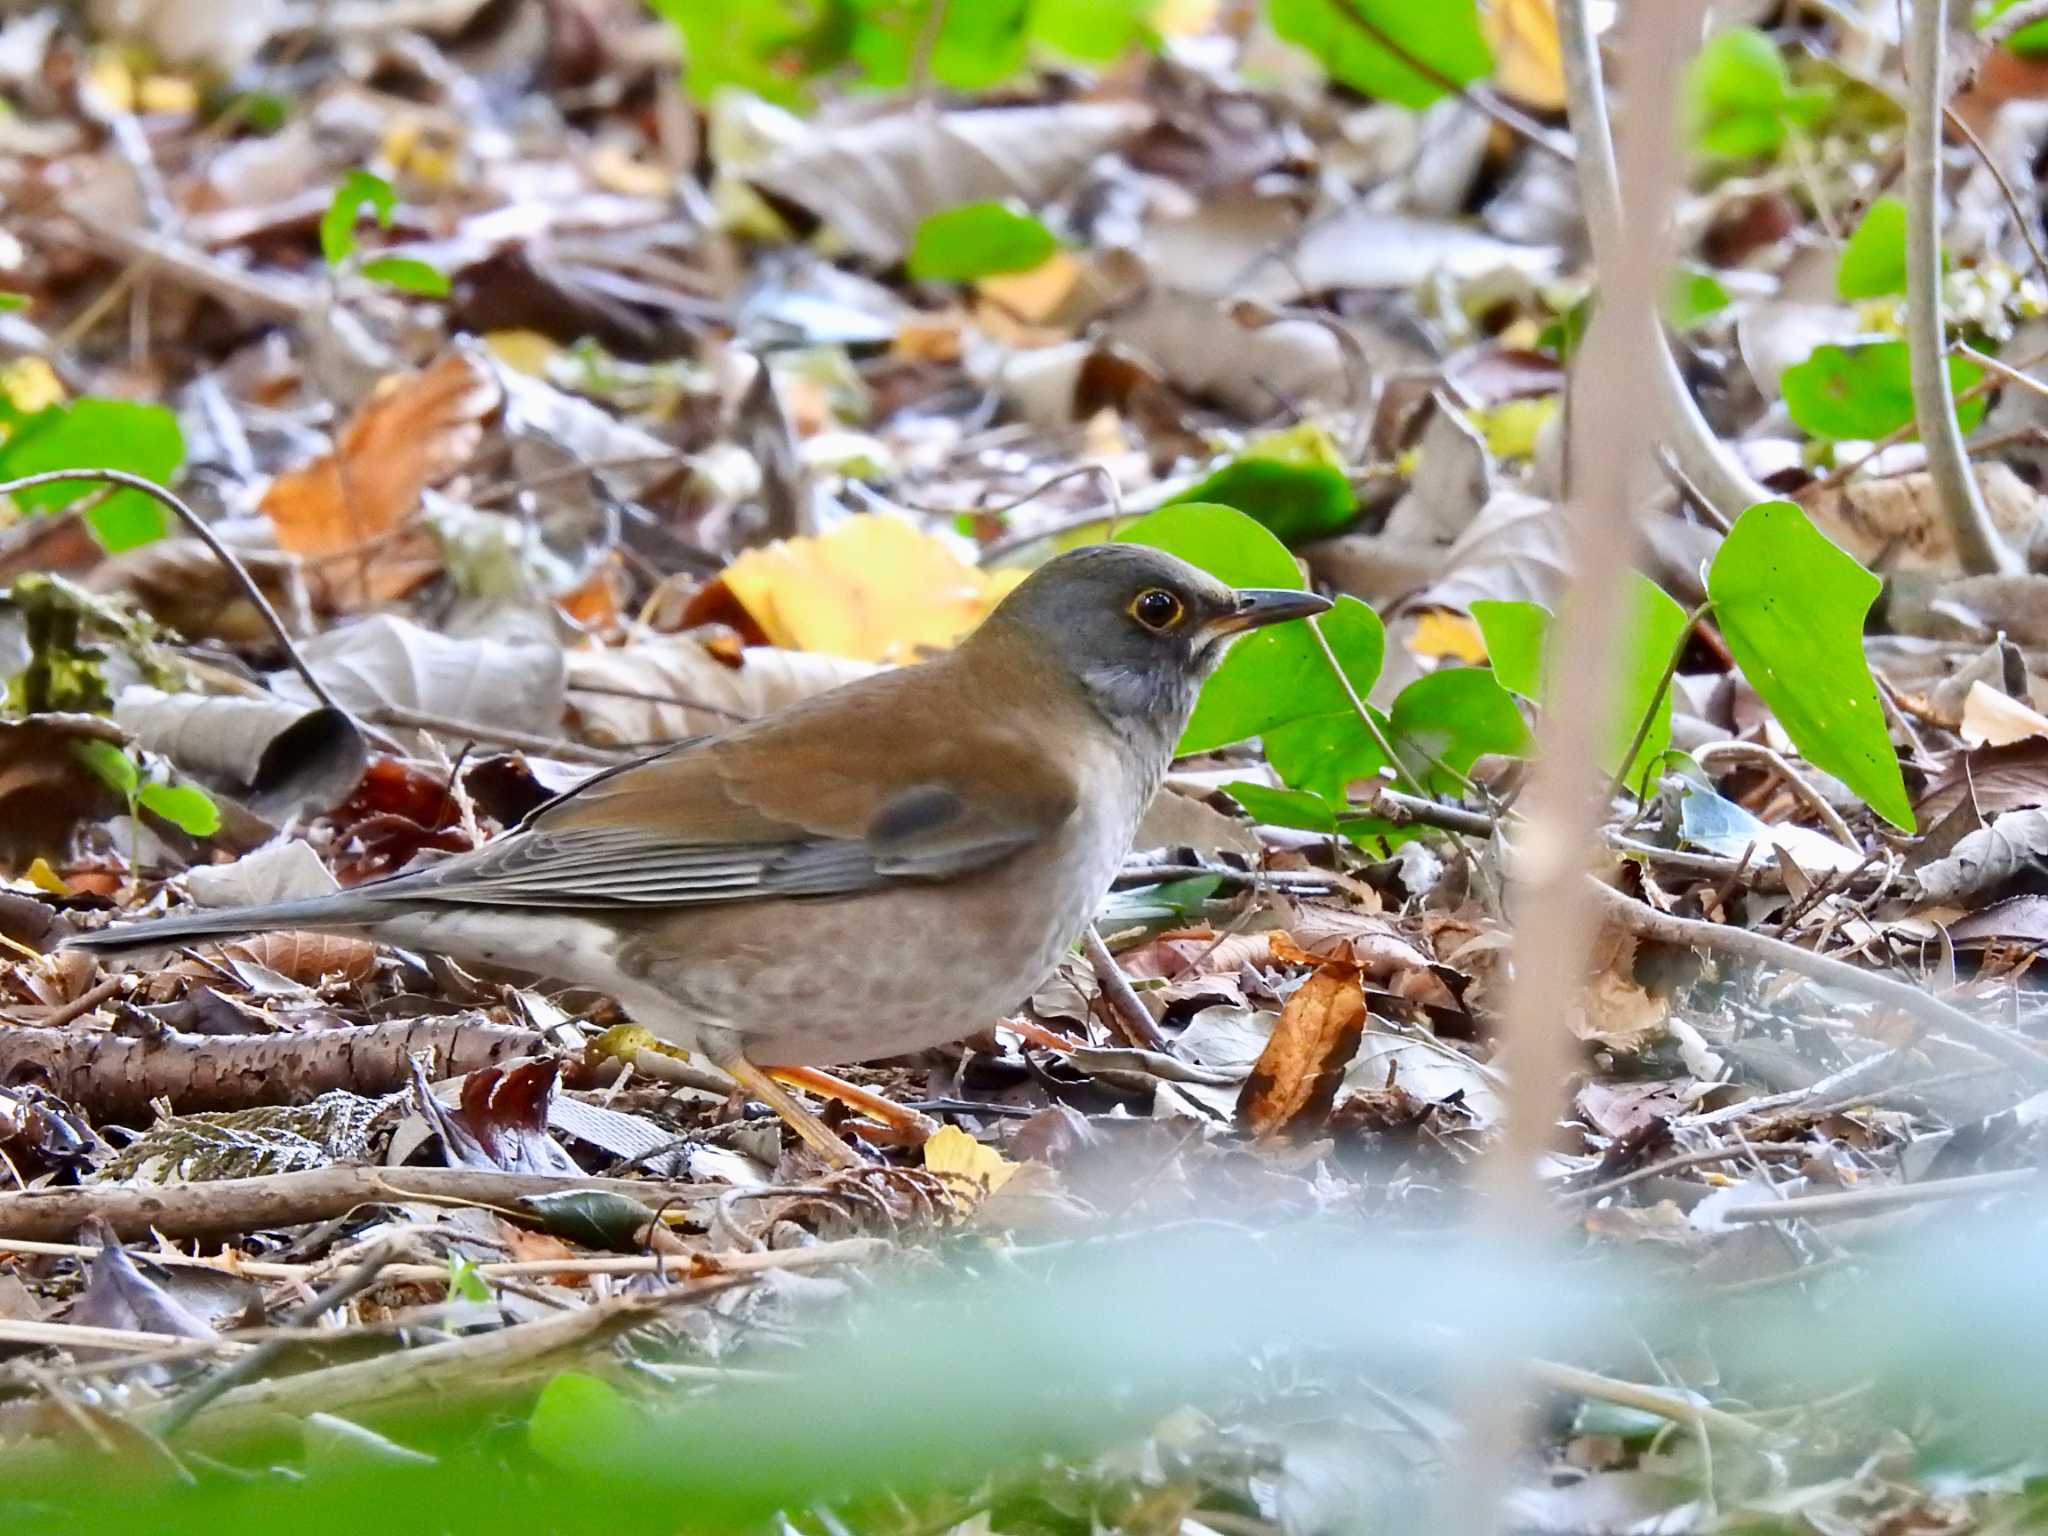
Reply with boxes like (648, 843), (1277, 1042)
(1167, 422), (1356, 543)
(907, 201), (1059, 282)
(1387, 667), (1532, 793)
(1707, 500), (1911, 829)
(74, 740), (138, 797)
(1984, 0), (2048, 55)
(0, 292), (26, 312)
(359, 256), (451, 297)
(1471, 599), (1548, 699)
(518, 1188), (660, 1249)
(1686, 26), (1796, 158)
(1610, 578), (1692, 787)
(321, 169), (397, 267)
(1472, 580), (1687, 782)
(0, 399), (184, 552)
(528, 1371), (638, 1474)
(136, 781), (220, 837)
(1782, 340), (1984, 441)
(1667, 266), (1732, 329)
(655, 0), (845, 108)
(1268, 0), (1491, 110)
(1222, 781), (1340, 834)
(444, 1255), (492, 1304)
(1837, 196), (1908, 299)
(1029, 0), (1152, 60)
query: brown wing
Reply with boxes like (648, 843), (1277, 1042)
(362, 646), (1085, 909)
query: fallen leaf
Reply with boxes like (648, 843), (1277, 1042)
(1801, 464), (2043, 578)
(708, 514), (1025, 664)
(1960, 679), (2048, 746)
(566, 640), (880, 745)
(1575, 925), (1670, 1051)
(749, 102), (1149, 265)
(1237, 963), (1368, 1138)
(222, 931), (378, 985)
(261, 350), (501, 560)
(1409, 610), (1490, 664)
(1484, 0), (1567, 110)
(923, 1124), (1019, 1200)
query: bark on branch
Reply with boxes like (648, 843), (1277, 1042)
(0, 1017), (544, 1121)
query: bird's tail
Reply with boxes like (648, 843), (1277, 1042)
(62, 893), (387, 956)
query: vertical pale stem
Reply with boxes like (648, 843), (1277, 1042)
(1441, 3), (1704, 1530)
(1556, 0), (1768, 524)
(1905, 0), (2020, 574)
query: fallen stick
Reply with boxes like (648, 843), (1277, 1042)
(1716, 1168), (2043, 1224)
(0, 1165), (739, 1242)
(1590, 881), (2048, 1084)
(0, 1017), (543, 1120)
(151, 1240), (883, 1442)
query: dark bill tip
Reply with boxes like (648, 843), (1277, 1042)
(1209, 587), (1334, 636)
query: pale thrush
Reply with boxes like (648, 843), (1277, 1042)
(67, 545), (1330, 1161)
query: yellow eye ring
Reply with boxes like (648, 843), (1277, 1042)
(1129, 587), (1185, 631)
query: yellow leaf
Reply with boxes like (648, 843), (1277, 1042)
(85, 51), (136, 113)
(1471, 395), (1559, 460)
(484, 329), (560, 378)
(137, 74), (199, 115)
(1409, 611), (1489, 665)
(23, 858), (69, 896)
(976, 250), (1083, 325)
(0, 358), (65, 415)
(1153, 0), (1219, 36)
(588, 1024), (692, 1065)
(1484, 0), (1567, 111)
(718, 514), (1025, 664)
(923, 1125), (1018, 1198)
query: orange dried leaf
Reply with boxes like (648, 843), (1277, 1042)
(1484, 0), (1567, 111)
(1237, 966), (1368, 1139)
(261, 352), (501, 559)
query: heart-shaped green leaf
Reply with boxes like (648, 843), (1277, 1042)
(1707, 500), (1911, 829)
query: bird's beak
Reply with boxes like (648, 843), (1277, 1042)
(1205, 587), (1334, 638)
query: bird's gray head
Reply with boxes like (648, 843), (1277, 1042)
(977, 544), (1331, 737)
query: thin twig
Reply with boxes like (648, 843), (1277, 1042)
(1527, 1359), (1768, 1443)
(1571, 1142), (1819, 1201)
(362, 703), (632, 767)
(159, 1238), (409, 1436)
(1556, 0), (1771, 526)
(1905, 0), (2020, 574)
(1716, 1167), (2042, 1223)
(1941, 105), (2048, 297)
(1084, 925), (1170, 1052)
(0, 469), (346, 717)
(969, 464), (1127, 564)
(1589, 879), (2048, 1082)
(1693, 740), (1859, 847)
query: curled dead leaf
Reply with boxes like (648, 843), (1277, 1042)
(261, 350), (500, 565)
(1236, 964), (1368, 1139)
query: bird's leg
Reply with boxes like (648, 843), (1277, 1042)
(767, 1066), (940, 1144)
(716, 1053), (865, 1168)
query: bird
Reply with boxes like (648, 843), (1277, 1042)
(66, 544), (1331, 1164)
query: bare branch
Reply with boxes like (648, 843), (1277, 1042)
(1556, 0), (1771, 524)
(1906, 0), (2022, 574)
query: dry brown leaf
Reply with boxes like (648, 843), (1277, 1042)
(1960, 680), (2048, 747)
(1277, 913), (1458, 1006)
(1801, 464), (2042, 577)
(1575, 925), (1669, 1051)
(221, 931), (377, 985)
(261, 351), (502, 560)
(1236, 963), (1368, 1139)
(566, 639), (880, 745)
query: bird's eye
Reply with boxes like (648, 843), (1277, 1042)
(1129, 587), (1185, 631)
